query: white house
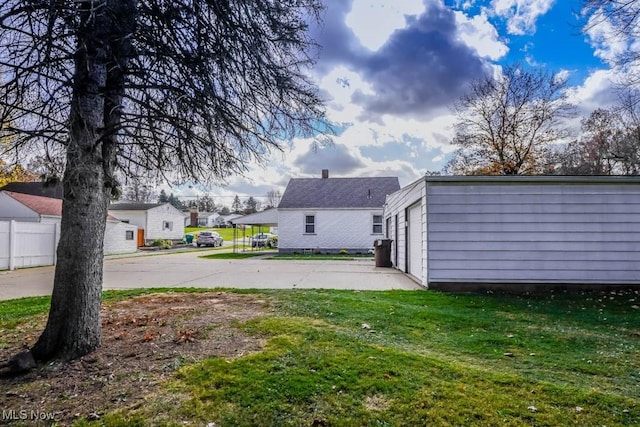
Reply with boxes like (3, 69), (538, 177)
(277, 171), (400, 253)
(0, 190), (62, 224)
(384, 175), (640, 290)
(108, 202), (185, 244)
(0, 190), (138, 256)
(219, 213), (243, 227)
(197, 212), (220, 227)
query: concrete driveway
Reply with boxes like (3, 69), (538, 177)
(0, 250), (422, 300)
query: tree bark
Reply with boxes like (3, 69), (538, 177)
(31, 1), (118, 361)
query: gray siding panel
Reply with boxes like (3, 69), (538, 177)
(429, 203), (640, 214)
(429, 269), (638, 283)
(427, 183), (640, 284)
(430, 222), (638, 233)
(431, 231), (640, 242)
(429, 250), (640, 262)
(432, 213), (640, 223)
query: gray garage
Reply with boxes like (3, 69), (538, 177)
(384, 176), (640, 290)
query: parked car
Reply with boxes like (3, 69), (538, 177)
(196, 231), (224, 247)
(251, 233), (276, 248)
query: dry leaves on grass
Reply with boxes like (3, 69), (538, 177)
(0, 292), (268, 425)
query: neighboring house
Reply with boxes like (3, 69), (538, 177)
(0, 190), (138, 256)
(385, 175), (640, 290)
(197, 212), (220, 227)
(277, 171), (400, 253)
(185, 211), (240, 228)
(108, 202), (185, 245)
(220, 213), (243, 227)
(0, 190), (62, 224)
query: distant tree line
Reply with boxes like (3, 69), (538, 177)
(150, 189), (277, 215)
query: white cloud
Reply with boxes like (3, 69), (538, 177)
(345, 0), (424, 51)
(454, 1), (476, 10)
(584, 12), (629, 66)
(454, 10), (509, 60)
(491, 0), (556, 35)
(565, 68), (619, 118)
(553, 69), (570, 84)
(317, 66), (370, 123)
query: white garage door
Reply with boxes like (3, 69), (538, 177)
(407, 202), (422, 278)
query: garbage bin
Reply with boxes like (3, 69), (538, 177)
(374, 239), (392, 267)
(185, 234), (194, 244)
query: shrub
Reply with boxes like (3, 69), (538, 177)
(152, 239), (173, 249)
(267, 236), (278, 248)
(339, 249), (348, 255)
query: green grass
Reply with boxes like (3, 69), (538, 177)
(199, 252), (272, 259)
(269, 253), (374, 260)
(0, 296), (51, 329)
(3, 288), (639, 426)
(184, 226), (206, 233)
(193, 243), (252, 252)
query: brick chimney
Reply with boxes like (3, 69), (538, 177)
(190, 209), (198, 227)
(322, 169), (329, 179)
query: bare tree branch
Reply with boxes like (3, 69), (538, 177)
(446, 64), (575, 176)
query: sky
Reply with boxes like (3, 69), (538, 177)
(167, 0), (627, 207)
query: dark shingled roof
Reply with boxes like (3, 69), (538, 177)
(0, 181), (64, 199)
(108, 202), (164, 211)
(278, 177), (400, 209)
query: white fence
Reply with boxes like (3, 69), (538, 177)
(0, 220), (60, 270)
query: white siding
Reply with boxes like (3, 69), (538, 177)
(104, 221), (138, 255)
(384, 178), (426, 283)
(145, 204), (185, 241)
(40, 216), (62, 224)
(108, 210), (146, 229)
(427, 182), (640, 285)
(0, 221), (59, 270)
(206, 214), (220, 227)
(0, 192), (39, 221)
(407, 202), (423, 279)
(1, 219), (137, 270)
(279, 209), (383, 252)
(0, 221), (9, 269)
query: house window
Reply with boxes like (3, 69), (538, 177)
(163, 221), (173, 231)
(372, 215), (383, 234)
(125, 230), (134, 240)
(304, 215), (315, 234)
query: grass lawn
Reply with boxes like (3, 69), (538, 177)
(1, 288), (638, 426)
(199, 252), (273, 259)
(270, 253), (374, 261)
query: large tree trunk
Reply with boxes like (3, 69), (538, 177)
(31, 2), (118, 362)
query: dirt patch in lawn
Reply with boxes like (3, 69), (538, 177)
(0, 292), (269, 425)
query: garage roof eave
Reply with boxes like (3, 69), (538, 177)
(424, 175), (640, 185)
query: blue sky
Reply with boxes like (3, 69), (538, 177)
(169, 0), (626, 206)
